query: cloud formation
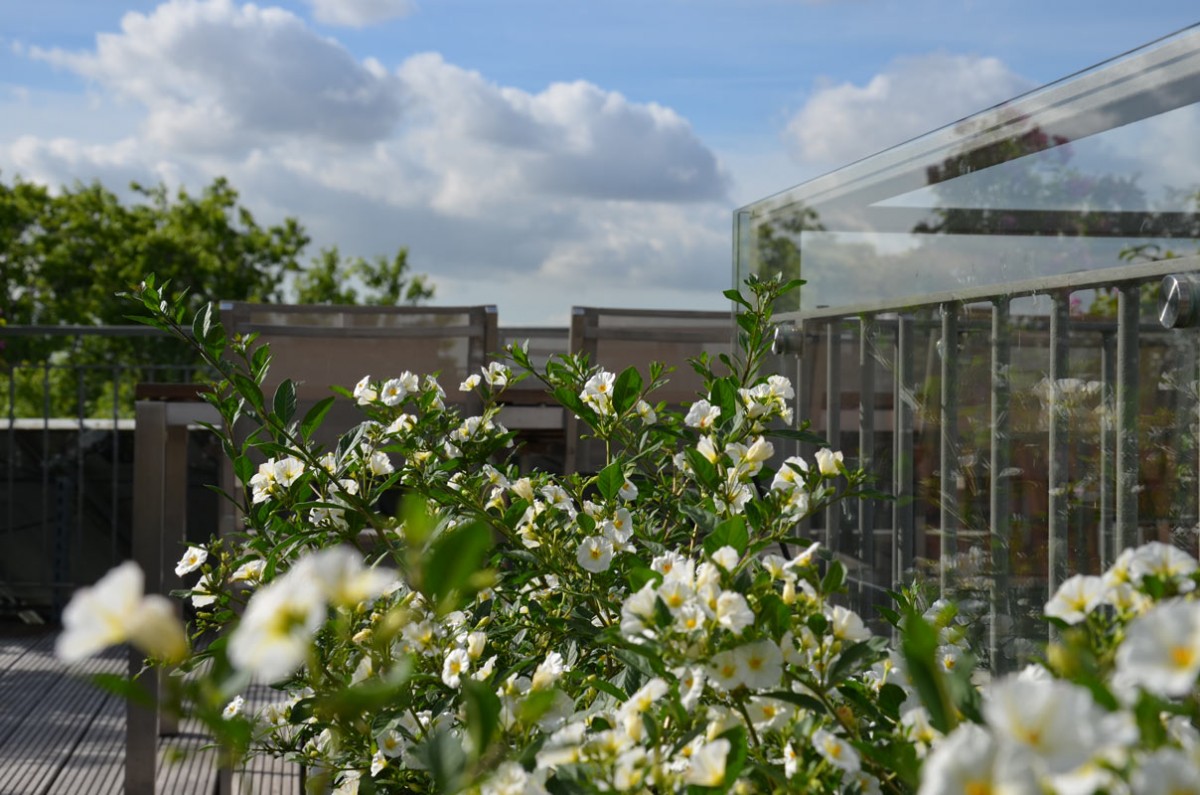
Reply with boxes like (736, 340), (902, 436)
(31, 0), (403, 153)
(785, 53), (1033, 167)
(305, 0), (415, 28)
(3, 0), (732, 321)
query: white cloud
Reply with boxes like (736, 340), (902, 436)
(2, 0), (733, 323)
(31, 0), (403, 153)
(305, 0), (415, 28)
(396, 53), (729, 208)
(785, 53), (1033, 167)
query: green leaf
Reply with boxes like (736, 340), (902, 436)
(462, 679), (501, 760)
(820, 559), (846, 594)
(272, 378), (297, 425)
(722, 288), (752, 310)
(756, 593), (791, 639)
(300, 396), (335, 440)
(424, 521), (492, 614)
(684, 449), (719, 491)
(231, 373), (265, 414)
(826, 637), (887, 685)
(597, 461), (625, 501)
(763, 689), (825, 714)
(704, 515), (748, 556)
(900, 609), (957, 734)
(709, 378), (738, 428)
(415, 727), (466, 794)
(553, 385), (589, 418)
(91, 673), (156, 709)
(613, 366), (644, 415)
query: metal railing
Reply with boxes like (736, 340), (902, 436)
(772, 254), (1200, 669)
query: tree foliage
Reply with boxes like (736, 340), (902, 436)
(0, 172), (432, 417)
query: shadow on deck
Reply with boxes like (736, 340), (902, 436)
(0, 631), (301, 794)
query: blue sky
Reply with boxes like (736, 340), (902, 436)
(1, 1), (1196, 323)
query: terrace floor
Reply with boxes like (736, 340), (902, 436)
(0, 630), (301, 794)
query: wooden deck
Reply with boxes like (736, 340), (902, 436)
(0, 631), (303, 794)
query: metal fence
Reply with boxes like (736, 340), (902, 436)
(736, 25), (1200, 669)
(0, 325), (217, 619)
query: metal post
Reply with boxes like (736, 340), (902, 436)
(894, 316), (915, 585)
(859, 317), (876, 574)
(1048, 294), (1071, 596)
(1099, 331), (1115, 570)
(939, 304), (959, 595)
(1115, 285), (1141, 552)
(825, 320), (842, 552)
(990, 299), (1012, 672)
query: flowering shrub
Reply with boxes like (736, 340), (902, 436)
(61, 275), (1200, 794)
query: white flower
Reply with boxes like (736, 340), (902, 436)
(367, 450), (394, 476)
(459, 374), (481, 392)
(918, 723), (1038, 795)
(620, 581), (658, 637)
(482, 362), (510, 388)
(576, 536), (614, 573)
(370, 750), (388, 777)
(303, 546), (397, 608)
(56, 561), (187, 664)
(1129, 541), (1198, 591)
(1114, 598), (1200, 697)
(746, 695), (793, 730)
(737, 639), (784, 690)
(815, 447), (844, 476)
(635, 399), (656, 424)
(580, 371), (616, 415)
(1131, 748), (1200, 795)
(711, 545), (740, 572)
(532, 651), (569, 690)
(716, 591), (755, 634)
(982, 675), (1109, 774)
(1045, 574), (1106, 624)
(380, 376), (411, 405)
(442, 648), (471, 688)
(353, 375), (377, 405)
(618, 478), (638, 501)
(223, 695), (244, 719)
(707, 649), (744, 692)
(685, 400), (721, 430)
(231, 558), (265, 583)
(191, 573), (217, 608)
(377, 728), (405, 758)
(827, 604), (872, 642)
(228, 570), (326, 681)
(683, 738), (730, 787)
(174, 546), (208, 577)
(813, 728), (860, 774)
(771, 455), (809, 490)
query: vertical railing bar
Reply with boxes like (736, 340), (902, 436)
(112, 364), (120, 568)
(1099, 331), (1115, 570)
(1048, 293), (1071, 597)
(825, 320), (842, 552)
(796, 320), (815, 538)
(41, 361), (51, 609)
(75, 359), (85, 595)
(6, 364), (14, 553)
(859, 317), (876, 580)
(939, 304), (959, 595)
(990, 299), (1012, 673)
(894, 315), (915, 586)
(1115, 284), (1141, 553)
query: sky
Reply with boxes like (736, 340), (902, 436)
(1, 1), (1197, 325)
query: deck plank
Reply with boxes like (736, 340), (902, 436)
(0, 642), (123, 794)
(0, 632), (304, 794)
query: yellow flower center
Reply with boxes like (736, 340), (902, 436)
(965, 782), (992, 795)
(1170, 645), (1195, 670)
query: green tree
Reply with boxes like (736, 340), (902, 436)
(0, 173), (432, 417)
